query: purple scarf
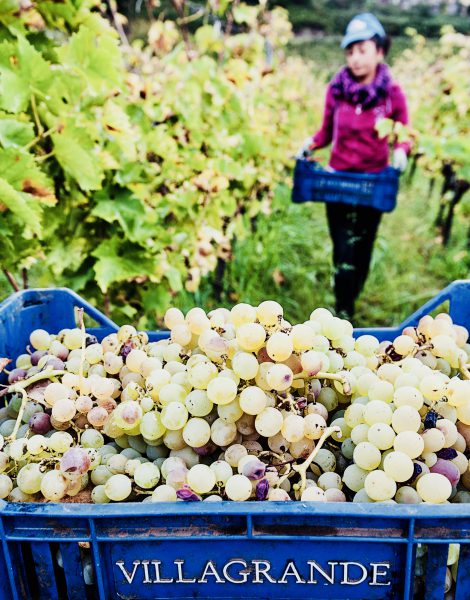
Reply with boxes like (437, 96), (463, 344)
(330, 63), (392, 110)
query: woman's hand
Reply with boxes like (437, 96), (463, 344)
(393, 148), (408, 172)
(296, 137), (316, 160)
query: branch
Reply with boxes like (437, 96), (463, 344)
(144, 0), (156, 22)
(171, 0), (193, 60)
(22, 125), (58, 152)
(225, 0), (240, 38)
(106, 0), (130, 48)
(3, 269), (20, 292)
(22, 269), (28, 289)
(177, 7), (205, 25)
(104, 292), (111, 317)
(30, 94), (43, 136)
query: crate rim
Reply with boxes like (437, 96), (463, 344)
(296, 158), (402, 179)
(1, 499), (470, 517)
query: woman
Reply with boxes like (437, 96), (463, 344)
(298, 13), (411, 319)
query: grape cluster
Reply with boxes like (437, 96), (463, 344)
(0, 302), (469, 514)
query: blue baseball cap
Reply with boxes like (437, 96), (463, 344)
(341, 13), (386, 49)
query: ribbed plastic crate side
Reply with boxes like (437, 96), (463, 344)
(0, 501), (412, 600)
(0, 514), (16, 600)
(2, 502), (470, 599)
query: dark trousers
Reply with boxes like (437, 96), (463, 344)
(326, 203), (382, 319)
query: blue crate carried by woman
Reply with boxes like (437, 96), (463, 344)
(292, 158), (400, 212)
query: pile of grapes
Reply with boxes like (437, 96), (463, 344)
(1, 300), (470, 510)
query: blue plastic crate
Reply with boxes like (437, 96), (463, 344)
(0, 282), (469, 600)
(292, 158), (400, 212)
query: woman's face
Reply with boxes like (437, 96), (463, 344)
(345, 40), (383, 81)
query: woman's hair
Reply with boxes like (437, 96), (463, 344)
(371, 34), (392, 56)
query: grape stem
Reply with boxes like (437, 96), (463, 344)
(291, 425), (342, 496)
(293, 371), (351, 395)
(416, 343), (433, 353)
(5, 369), (66, 441)
(77, 308), (87, 395)
(70, 421), (84, 443)
(294, 370), (345, 383)
(458, 356), (470, 380)
(7, 388), (28, 442)
(8, 369), (65, 391)
(258, 450), (284, 462)
(258, 451), (297, 481)
(379, 343), (433, 365)
(39, 458), (60, 472)
(275, 462), (293, 487)
(275, 394), (298, 412)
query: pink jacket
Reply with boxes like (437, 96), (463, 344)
(313, 81), (411, 173)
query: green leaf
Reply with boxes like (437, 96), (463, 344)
(0, 0), (19, 27)
(0, 41), (29, 113)
(56, 25), (124, 95)
(92, 238), (155, 292)
(141, 285), (172, 321)
(35, 2), (78, 30)
(232, 4), (258, 27)
(0, 0), (18, 11)
(145, 125), (179, 160)
(0, 177), (42, 234)
(164, 267), (183, 292)
(91, 191), (156, 243)
(114, 162), (147, 186)
(0, 148), (54, 199)
(102, 100), (134, 136)
(195, 25), (224, 54)
(52, 124), (103, 190)
(45, 236), (88, 277)
(456, 165), (470, 181)
(0, 118), (35, 148)
(442, 138), (470, 164)
(0, 37), (51, 113)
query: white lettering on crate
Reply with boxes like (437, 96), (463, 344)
(115, 559), (391, 586)
(252, 559), (277, 583)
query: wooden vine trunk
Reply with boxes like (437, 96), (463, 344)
(435, 163), (470, 246)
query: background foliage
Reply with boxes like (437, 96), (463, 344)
(0, 0), (318, 325)
(0, 0), (468, 328)
(117, 0), (470, 38)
